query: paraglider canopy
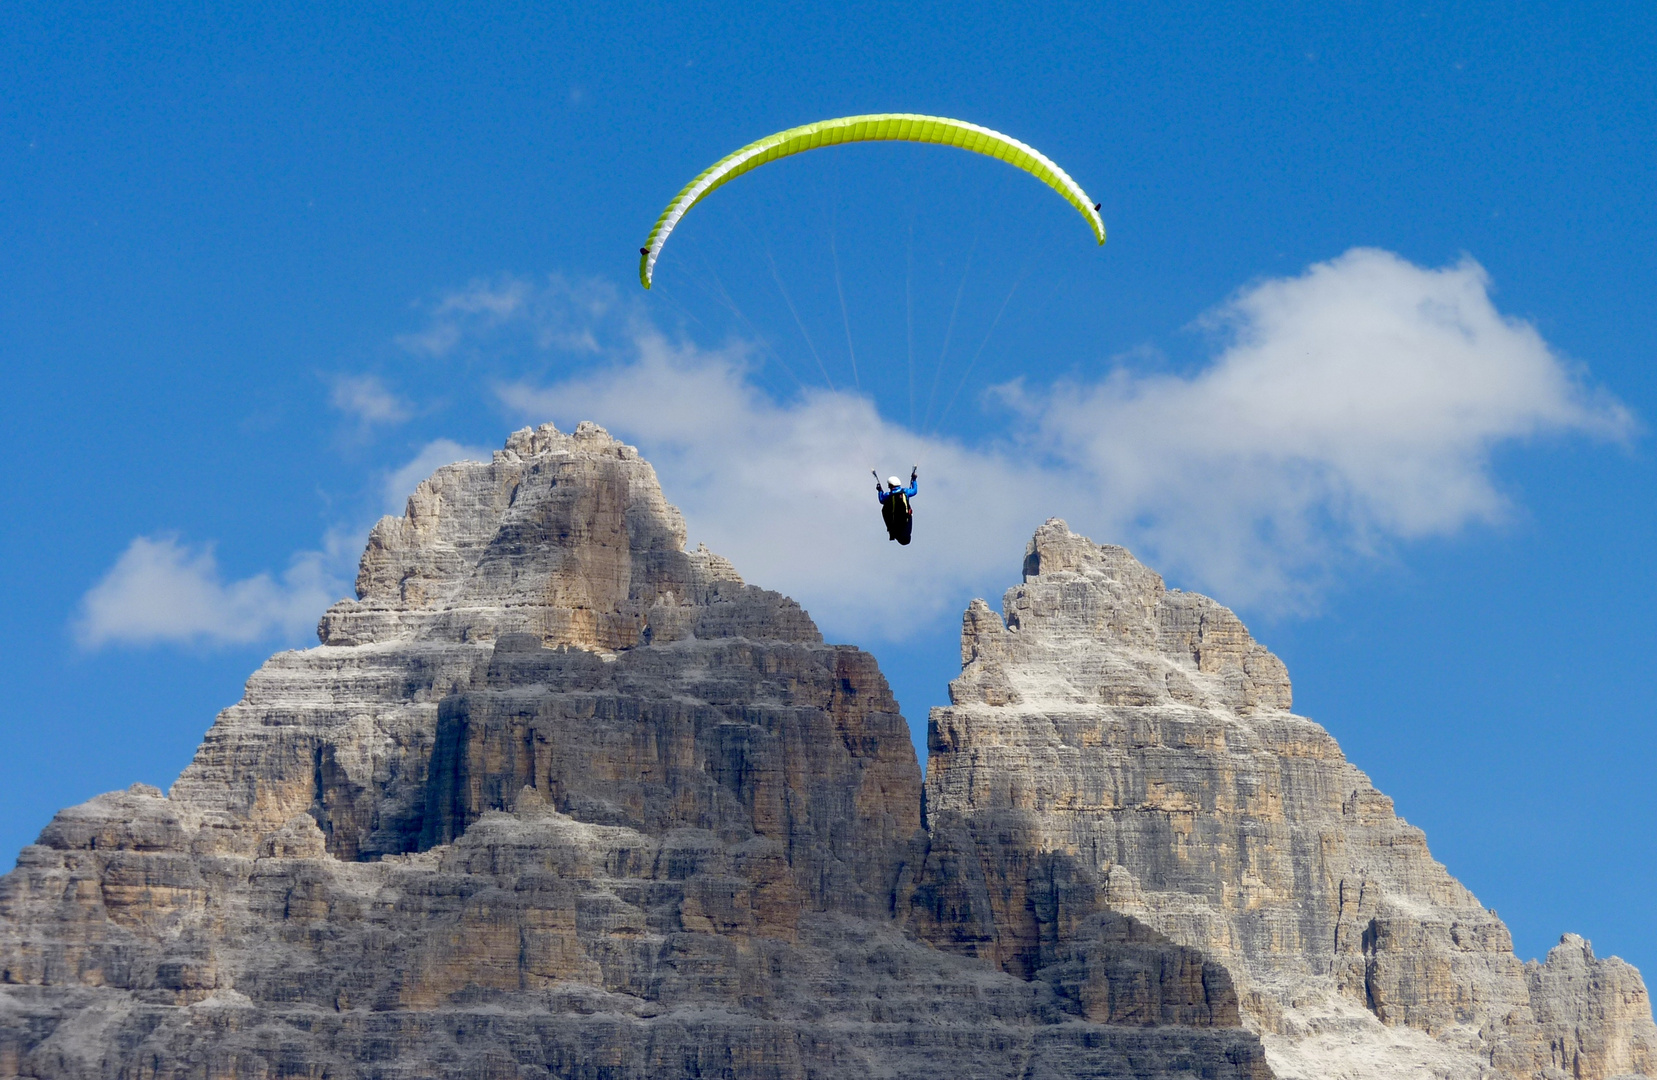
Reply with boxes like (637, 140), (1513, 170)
(639, 113), (1105, 289)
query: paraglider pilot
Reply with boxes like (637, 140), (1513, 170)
(873, 467), (918, 546)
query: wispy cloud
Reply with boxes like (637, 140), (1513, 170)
(80, 249), (1633, 650)
(498, 339), (1053, 636)
(999, 248), (1637, 602)
(398, 273), (614, 358)
(380, 438), (493, 515)
(495, 248), (1635, 632)
(328, 373), (413, 426)
(76, 441), (491, 650)
(75, 536), (343, 649)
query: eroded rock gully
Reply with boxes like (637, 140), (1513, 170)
(0, 425), (1644, 1079)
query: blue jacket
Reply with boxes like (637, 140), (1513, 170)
(878, 478), (917, 503)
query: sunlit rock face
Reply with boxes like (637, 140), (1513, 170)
(170, 420), (841, 863)
(2, 428), (1642, 1080)
(918, 518), (1657, 1080)
(0, 426), (1269, 1080)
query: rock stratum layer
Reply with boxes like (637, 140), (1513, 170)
(919, 520), (1656, 1080)
(0, 425), (1646, 1079)
(0, 426), (1266, 1080)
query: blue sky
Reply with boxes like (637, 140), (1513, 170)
(3, 2), (1654, 978)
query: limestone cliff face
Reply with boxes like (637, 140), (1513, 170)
(919, 518), (1657, 1080)
(2, 430), (1642, 1080)
(0, 428), (1268, 1080)
(169, 420), (846, 864)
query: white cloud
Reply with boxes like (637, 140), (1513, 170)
(77, 441), (492, 650)
(381, 438), (493, 514)
(75, 536), (342, 649)
(499, 339), (1058, 636)
(497, 248), (1634, 633)
(1001, 248), (1636, 604)
(81, 250), (1631, 650)
(329, 374), (413, 426)
(397, 274), (613, 358)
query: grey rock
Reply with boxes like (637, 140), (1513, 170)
(0, 428), (1266, 1080)
(4, 435), (1638, 1080)
(920, 518), (1656, 1079)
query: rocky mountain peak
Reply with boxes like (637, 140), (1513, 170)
(321, 421), (792, 653)
(953, 518), (1290, 715)
(0, 435), (1647, 1080)
(928, 520), (1655, 1080)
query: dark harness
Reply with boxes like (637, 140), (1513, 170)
(881, 490), (913, 545)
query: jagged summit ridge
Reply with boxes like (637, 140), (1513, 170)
(923, 518), (1657, 1080)
(170, 422), (824, 858)
(951, 518), (1292, 715)
(322, 419), (786, 651)
(0, 430), (1646, 1080)
(0, 426), (1270, 1080)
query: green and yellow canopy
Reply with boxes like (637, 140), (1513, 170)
(639, 113), (1105, 289)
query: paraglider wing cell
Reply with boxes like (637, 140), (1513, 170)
(638, 113), (1106, 288)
